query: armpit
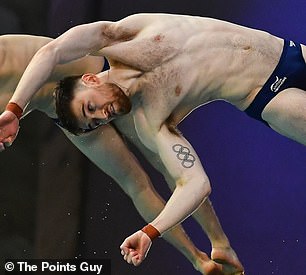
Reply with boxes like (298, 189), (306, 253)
(165, 115), (181, 136)
(101, 23), (138, 44)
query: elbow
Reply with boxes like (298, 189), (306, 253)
(198, 177), (211, 200)
(187, 178), (211, 214)
(36, 42), (60, 64)
(190, 176), (211, 207)
(177, 175), (211, 205)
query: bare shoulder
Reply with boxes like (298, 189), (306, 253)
(117, 13), (199, 30)
(107, 13), (189, 38)
(116, 13), (166, 28)
(98, 13), (157, 41)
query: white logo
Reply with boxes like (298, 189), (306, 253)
(270, 76), (287, 93)
(290, 40), (296, 47)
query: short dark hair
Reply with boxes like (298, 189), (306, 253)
(54, 75), (85, 135)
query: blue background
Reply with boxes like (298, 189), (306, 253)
(0, 1), (305, 275)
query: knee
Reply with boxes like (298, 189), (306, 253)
(124, 174), (153, 200)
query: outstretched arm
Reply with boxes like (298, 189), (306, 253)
(147, 126), (211, 233)
(120, 118), (211, 266)
(0, 14), (153, 146)
(10, 13), (151, 109)
(0, 33), (105, 151)
(10, 21), (112, 110)
(0, 18), (135, 147)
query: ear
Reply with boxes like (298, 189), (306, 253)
(81, 73), (100, 86)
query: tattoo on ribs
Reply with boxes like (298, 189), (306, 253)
(172, 144), (196, 168)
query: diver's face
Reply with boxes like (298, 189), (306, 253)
(71, 76), (131, 131)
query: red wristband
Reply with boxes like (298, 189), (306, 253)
(141, 224), (161, 241)
(5, 102), (23, 120)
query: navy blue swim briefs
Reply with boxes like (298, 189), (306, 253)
(244, 39), (306, 125)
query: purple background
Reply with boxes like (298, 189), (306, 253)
(0, 1), (305, 275)
(81, 1), (306, 274)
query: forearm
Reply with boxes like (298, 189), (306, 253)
(150, 177), (211, 235)
(139, 145), (230, 246)
(10, 46), (58, 109)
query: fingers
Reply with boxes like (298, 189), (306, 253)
(0, 129), (5, 140)
(0, 136), (14, 152)
(3, 141), (12, 148)
(121, 249), (143, 266)
(0, 140), (13, 152)
(0, 142), (5, 152)
(120, 245), (129, 256)
(132, 254), (143, 266)
(0, 129), (15, 142)
(120, 243), (143, 267)
(0, 112), (20, 142)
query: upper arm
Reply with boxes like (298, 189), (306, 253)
(46, 21), (114, 64)
(154, 124), (209, 185)
(44, 15), (150, 65)
(134, 108), (208, 185)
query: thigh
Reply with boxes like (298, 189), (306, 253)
(262, 88), (306, 146)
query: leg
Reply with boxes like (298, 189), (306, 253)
(192, 200), (244, 274)
(262, 88), (306, 146)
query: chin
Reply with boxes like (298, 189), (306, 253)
(117, 96), (132, 115)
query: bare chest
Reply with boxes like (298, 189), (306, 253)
(130, 63), (195, 126)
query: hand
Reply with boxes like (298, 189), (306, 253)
(120, 230), (152, 266)
(0, 111), (20, 151)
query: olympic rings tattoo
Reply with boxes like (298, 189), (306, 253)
(172, 144), (196, 168)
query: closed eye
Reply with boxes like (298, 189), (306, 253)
(88, 102), (96, 113)
(81, 103), (86, 119)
